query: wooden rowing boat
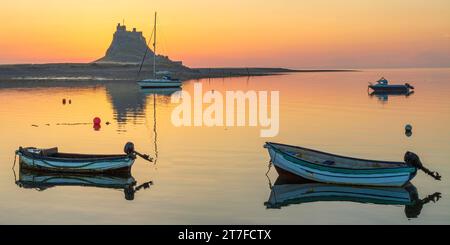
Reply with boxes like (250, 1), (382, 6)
(15, 142), (152, 173)
(264, 142), (441, 187)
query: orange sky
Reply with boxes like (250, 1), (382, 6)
(0, 0), (449, 68)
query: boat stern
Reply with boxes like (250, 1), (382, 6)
(263, 142), (277, 162)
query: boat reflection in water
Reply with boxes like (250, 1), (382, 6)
(140, 87), (181, 165)
(14, 166), (153, 201)
(369, 90), (414, 103)
(140, 87), (181, 96)
(265, 176), (441, 219)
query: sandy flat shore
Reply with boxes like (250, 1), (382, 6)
(0, 63), (356, 82)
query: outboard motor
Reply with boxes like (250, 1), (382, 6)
(404, 151), (441, 180)
(124, 186), (135, 201)
(123, 142), (153, 163)
(405, 83), (415, 89)
(404, 189), (441, 219)
(124, 142), (135, 155)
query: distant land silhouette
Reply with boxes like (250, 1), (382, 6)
(0, 23), (356, 81)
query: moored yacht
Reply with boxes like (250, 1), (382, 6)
(138, 75), (182, 88)
(137, 12), (182, 88)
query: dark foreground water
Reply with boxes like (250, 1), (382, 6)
(0, 68), (449, 224)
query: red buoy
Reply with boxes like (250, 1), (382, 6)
(93, 117), (101, 125)
(93, 124), (101, 131)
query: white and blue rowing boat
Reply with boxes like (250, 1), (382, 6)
(264, 142), (441, 187)
(15, 142), (152, 174)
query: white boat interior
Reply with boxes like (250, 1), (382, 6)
(270, 143), (406, 169)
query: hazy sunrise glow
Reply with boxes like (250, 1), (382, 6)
(0, 0), (449, 68)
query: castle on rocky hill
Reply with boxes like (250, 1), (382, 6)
(95, 23), (183, 68)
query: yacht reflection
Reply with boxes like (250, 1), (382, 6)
(139, 87), (181, 165)
(0, 80), (176, 128)
(14, 167), (153, 201)
(140, 87), (181, 96)
(369, 90), (414, 103)
(265, 176), (441, 219)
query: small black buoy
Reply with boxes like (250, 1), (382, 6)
(62, 98), (66, 105)
(106, 121), (111, 125)
(405, 124), (412, 132)
(405, 131), (412, 137)
(405, 124), (412, 137)
(69, 99), (72, 104)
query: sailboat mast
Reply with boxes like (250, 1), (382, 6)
(153, 12), (157, 79)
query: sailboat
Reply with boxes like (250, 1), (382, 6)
(137, 12), (182, 88)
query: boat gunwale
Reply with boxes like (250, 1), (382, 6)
(18, 161), (133, 174)
(369, 84), (409, 88)
(266, 142), (415, 172)
(368, 84), (411, 92)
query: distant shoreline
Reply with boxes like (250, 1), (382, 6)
(0, 63), (358, 82)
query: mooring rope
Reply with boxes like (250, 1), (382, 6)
(12, 152), (18, 183)
(153, 95), (159, 165)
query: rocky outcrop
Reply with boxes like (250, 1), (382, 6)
(96, 24), (151, 63)
(95, 23), (183, 69)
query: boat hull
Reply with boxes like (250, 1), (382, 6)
(137, 79), (182, 88)
(17, 153), (135, 173)
(266, 143), (417, 187)
(369, 85), (410, 92)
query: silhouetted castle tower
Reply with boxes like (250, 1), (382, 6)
(95, 23), (186, 75)
(95, 23), (154, 63)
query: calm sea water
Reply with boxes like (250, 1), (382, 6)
(0, 68), (449, 224)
